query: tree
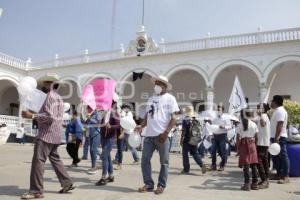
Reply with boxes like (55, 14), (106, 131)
(284, 100), (300, 125)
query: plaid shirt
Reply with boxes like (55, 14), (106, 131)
(36, 90), (64, 144)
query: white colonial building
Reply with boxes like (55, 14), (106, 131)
(1, 26), (300, 121)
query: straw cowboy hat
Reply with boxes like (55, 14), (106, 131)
(150, 75), (172, 90)
(184, 105), (196, 118)
(38, 73), (60, 82)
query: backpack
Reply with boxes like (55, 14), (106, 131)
(188, 119), (203, 146)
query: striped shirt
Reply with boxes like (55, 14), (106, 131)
(36, 90), (64, 144)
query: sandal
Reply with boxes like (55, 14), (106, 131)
(138, 185), (154, 193)
(240, 184), (250, 191)
(95, 178), (108, 186)
(21, 192), (44, 199)
(59, 183), (76, 193)
(154, 186), (164, 195)
(107, 176), (114, 183)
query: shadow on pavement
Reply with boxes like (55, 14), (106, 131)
(294, 192), (300, 195)
(78, 184), (137, 193)
(0, 185), (27, 197)
(190, 170), (243, 191)
(44, 176), (94, 185)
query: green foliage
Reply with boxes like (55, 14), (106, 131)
(284, 100), (300, 125)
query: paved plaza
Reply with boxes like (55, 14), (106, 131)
(0, 143), (299, 200)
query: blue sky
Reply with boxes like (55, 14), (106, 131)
(0, 0), (300, 61)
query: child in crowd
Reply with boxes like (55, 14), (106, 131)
(237, 109), (259, 191)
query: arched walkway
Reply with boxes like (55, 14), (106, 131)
(0, 78), (19, 116)
(265, 60), (300, 102)
(121, 72), (155, 118)
(210, 59), (262, 87)
(213, 65), (260, 110)
(167, 68), (208, 112)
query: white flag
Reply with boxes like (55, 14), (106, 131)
(0, 8), (3, 17)
(228, 76), (247, 114)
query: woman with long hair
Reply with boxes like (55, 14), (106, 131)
(237, 109), (259, 191)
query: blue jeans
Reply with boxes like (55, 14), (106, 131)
(115, 136), (126, 164)
(197, 142), (206, 157)
(89, 134), (100, 168)
(182, 141), (204, 172)
(115, 134), (140, 162)
(168, 136), (173, 152)
(82, 136), (89, 159)
(101, 138), (114, 176)
(211, 133), (227, 168)
(271, 137), (290, 177)
(141, 136), (170, 188)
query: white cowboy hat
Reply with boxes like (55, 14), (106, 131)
(184, 105), (196, 118)
(38, 73), (60, 82)
(150, 75), (172, 90)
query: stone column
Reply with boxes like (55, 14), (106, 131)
(259, 83), (268, 103)
(206, 87), (215, 110)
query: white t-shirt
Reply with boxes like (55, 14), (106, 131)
(145, 93), (179, 137)
(16, 127), (25, 139)
(237, 120), (258, 138)
(257, 113), (271, 146)
(203, 122), (213, 137)
(270, 106), (288, 138)
(212, 114), (232, 135)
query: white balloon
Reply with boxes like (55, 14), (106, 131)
(64, 103), (71, 112)
(22, 76), (37, 89)
(120, 116), (136, 130)
(128, 133), (141, 148)
(63, 113), (71, 120)
(17, 81), (34, 96)
(269, 143), (281, 156)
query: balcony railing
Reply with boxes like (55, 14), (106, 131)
(0, 52), (27, 70)
(1, 27), (300, 70)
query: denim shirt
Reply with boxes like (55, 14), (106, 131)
(86, 111), (101, 138)
(65, 117), (83, 141)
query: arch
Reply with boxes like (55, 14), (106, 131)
(210, 59), (262, 87)
(164, 64), (209, 87)
(119, 68), (159, 94)
(81, 72), (117, 86)
(60, 75), (79, 84)
(0, 75), (19, 87)
(57, 76), (82, 104)
(262, 55), (300, 83)
(119, 68), (158, 82)
(0, 76), (20, 116)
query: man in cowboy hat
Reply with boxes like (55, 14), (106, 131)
(135, 75), (179, 195)
(180, 106), (207, 175)
(21, 73), (75, 199)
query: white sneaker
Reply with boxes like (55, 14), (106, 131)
(87, 168), (97, 174)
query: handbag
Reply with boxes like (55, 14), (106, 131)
(68, 133), (76, 143)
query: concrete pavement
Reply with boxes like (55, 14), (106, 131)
(0, 143), (299, 200)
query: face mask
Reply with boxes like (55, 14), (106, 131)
(154, 85), (162, 95)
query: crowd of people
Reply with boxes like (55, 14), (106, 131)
(19, 73), (291, 199)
